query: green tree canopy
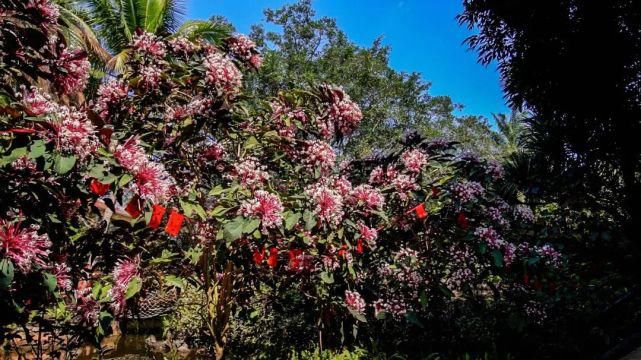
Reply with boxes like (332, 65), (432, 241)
(247, 0), (501, 159)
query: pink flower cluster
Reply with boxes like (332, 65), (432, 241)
(401, 149), (428, 173)
(164, 98), (212, 121)
(299, 140), (336, 172)
(270, 102), (308, 139)
(536, 245), (562, 267)
(229, 156), (270, 188)
(513, 204), (535, 222)
(168, 37), (197, 56)
(139, 64), (163, 89)
(474, 226), (504, 249)
(132, 32), (166, 58)
(239, 190), (284, 233)
(115, 137), (175, 202)
(20, 86), (55, 116)
(74, 288), (99, 326)
(27, 0), (59, 24)
(373, 297), (409, 319)
(55, 47), (90, 95)
(319, 85), (363, 138)
(391, 174), (418, 200)
(305, 183), (344, 226)
(451, 181), (485, 203)
(486, 159), (504, 180)
(0, 218), (51, 273)
(350, 184), (385, 211)
(52, 262), (72, 291)
(11, 156), (37, 172)
(344, 290), (366, 314)
(48, 106), (99, 158)
(369, 166), (397, 185)
(108, 255), (140, 316)
(226, 35), (262, 69)
(204, 52), (243, 94)
(95, 80), (129, 119)
(202, 142), (225, 161)
(357, 222), (378, 246)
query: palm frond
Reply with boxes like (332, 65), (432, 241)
(175, 20), (232, 45)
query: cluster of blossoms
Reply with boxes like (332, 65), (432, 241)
(369, 165), (398, 185)
(94, 80), (129, 120)
(391, 174), (419, 200)
(474, 226), (504, 249)
(114, 137), (175, 203)
(305, 183), (345, 226)
(239, 190), (284, 233)
(108, 256), (140, 316)
(201, 142), (225, 161)
(344, 290), (367, 314)
(486, 206), (509, 227)
(73, 288), (100, 326)
(226, 35), (262, 69)
(318, 85), (363, 138)
(54, 47), (90, 95)
(443, 245), (478, 293)
(451, 181), (485, 203)
(298, 140), (336, 173)
(485, 159), (504, 180)
(48, 105), (100, 158)
(401, 149), (428, 173)
(27, 0), (60, 24)
(228, 156), (270, 188)
(535, 244), (562, 268)
(204, 51), (243, 95)
(373, 296), (410, 319)
(349, 184), (385, 211)
(0, 218), (51, 273)
(270, 101), (308, 139)
(357, 222), (378, 247)
(11, 156), (37, 172)
(138, 64), (163, 90)
(52, 262), (72, 291)
(513, 204), (535, 222)
(163, 98), (212, 121)
(132, 32), (167, 58)
(20, 86), (56, 116)
(168, 37), (197, 56)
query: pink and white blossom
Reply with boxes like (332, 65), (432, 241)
(0, 218), (51, 273)
(401, 149), (428, 173)
(239, 190), (284, 233)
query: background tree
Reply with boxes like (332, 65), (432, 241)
(247, 0), (502, 159)
(458, 0), (641, 247)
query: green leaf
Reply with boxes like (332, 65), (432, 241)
(124, 277), (142, 300)
(303, 209), (315, 230)
(0, 259), (14, 289)
(244, 136), (259, 149)
(320, 271), (334, 284)
(347, 308), (367, 323)
(119, 174), (133, 187)
(224, 216), (246, 242)
(43, 272), (57, 292)
(491, 250), (504, 268)
(29, 140), (47, 159)
(243, 218), (261, 234)
(285, 212), (301, 230)
(54, 155), (77, 174)
(164, 275), (185, 290)
(0, 147), (28, 166)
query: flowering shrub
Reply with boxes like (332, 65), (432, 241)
(0, 2), (565, 357)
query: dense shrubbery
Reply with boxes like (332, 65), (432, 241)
(0, 1), (568, 358)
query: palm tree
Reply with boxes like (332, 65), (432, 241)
(492, 110), (530, 156)
(72, 0), (232, 70)
(54, 0), (111, 63)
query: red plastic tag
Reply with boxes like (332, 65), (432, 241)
(164, 210), (185, 237)
(148, 204), (166, 229)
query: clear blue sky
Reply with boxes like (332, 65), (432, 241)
(186, 0), (509, 121)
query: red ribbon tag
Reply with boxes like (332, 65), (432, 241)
(356, 239), (364, 254)
(456, 212), (469, 229)
(148, 204), (166, 229)
(89, 179), (110, 196)
(253, 247), (266, 265)
(413, 203), (428, 219)
(165, 210), (185, 237)
(267, 248), (278, 268)
(124, 197), (142, 218)
(288, 249), (303, 270)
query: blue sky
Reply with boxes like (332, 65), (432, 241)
(186, 0), (509, 121)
